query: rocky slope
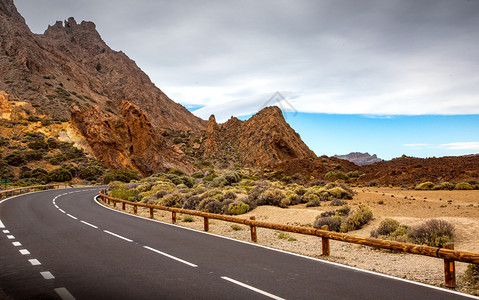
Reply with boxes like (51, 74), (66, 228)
(334, 152), (382, 166)
(203, 106), (317, 169)
(71, 101), (196, 176)
(0, 0), (205, 131)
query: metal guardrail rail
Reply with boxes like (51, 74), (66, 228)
(99, 190), (479, 289)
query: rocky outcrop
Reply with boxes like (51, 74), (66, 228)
(0, 91), (36, 119)
(71, 101), (196, 176)
(334, 152), (383, 166)
(0, 1), (205, 130)
(203, 106), (317, 168)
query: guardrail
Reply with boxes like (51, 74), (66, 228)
(0, 184), (67, 199)
(98, 190), (479, 289)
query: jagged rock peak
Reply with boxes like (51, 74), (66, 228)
(0, 0), (20, 17)
(44, 17), (104, 46)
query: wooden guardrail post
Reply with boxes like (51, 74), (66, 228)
(250, 216), (257, 242)
(321, 225), (330, 256)
(122, 202), (126, 210)
(444, 243), (456, 288)
(133, 205), (137, 214)
(204, 210), (209, 232)
(149, 207), (154, 219)
(113, 200), (116, 207)
(172, 211), (177, 224)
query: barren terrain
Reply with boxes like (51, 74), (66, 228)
(102, 187), (479, 296)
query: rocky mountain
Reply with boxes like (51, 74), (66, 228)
(358, 155), (479, 186)
(203, 106), (317, 169)
(0, 0), (205, 131)
(71, 101), (195, 176)
(334, 152), (382, 166)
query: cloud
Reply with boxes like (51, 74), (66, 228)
(439, 142), (479, 150)
(15, 0), (479, 116)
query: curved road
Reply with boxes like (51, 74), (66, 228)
(0, 187), (476, 299)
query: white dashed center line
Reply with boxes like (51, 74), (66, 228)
(0, 219), (5, 228)
(143, 246), (198, 267)
(103, 230), (133, 242)
(28, 259), (41, 266)
(66, 214), (78, 220)
(19, 249), (30, 255)
(7, 235), (15, 239)
(221, 276), (285, 300)
(3, 229), (10, 233)
(12, 241), (22, 247)
(80, 220), (98, 229)
(54, 287), (76, 300)
(40, 271), (55, 280)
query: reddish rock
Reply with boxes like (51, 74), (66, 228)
(71, 101), (196, 176)
(203, 106), (317, 168)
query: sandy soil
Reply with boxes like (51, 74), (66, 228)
(101, 187), (479, 296)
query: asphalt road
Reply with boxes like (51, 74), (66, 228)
(0, 187), (476, 299)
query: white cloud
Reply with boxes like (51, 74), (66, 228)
(439, 142), (479, 150)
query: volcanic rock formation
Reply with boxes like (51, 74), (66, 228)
(203, 106), (317, 169)
(334, 152), (383, 166)
(71, 101), (196, 176)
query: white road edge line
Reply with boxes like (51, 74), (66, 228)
(80, 220), (98, 229)
(221, 276), (285, 300)
(143, 245), (198, 267)
(59, 209), (66, 213)
(19, 249), (30, 255)
(103, 230), (133, 242)
(54, 287), (76, 300)
(66, 214), (78, 220)
(94, 195), (479, 300)
(29, 259), (41, 266)
(0, 219), (5, 228)
(40, 271), (55, 280)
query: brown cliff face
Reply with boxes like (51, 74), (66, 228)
(203, 106), (316, 168)
(71, 101), (196, 176)
(0, 1), (205, 130)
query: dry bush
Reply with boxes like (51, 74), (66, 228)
(183, 196), (201, 210)
(228, 201), (250, 215)
(306, 199), (321, 207)
(314, 216), (342, 232)
(415, 182), (435, 190)
(408, 219), (454, 247)
(370, 218), (400, 238)
(205, 200), (223, 214)
(340, 205), (373, 232)
(330, 198), (345, 206)
(257, 188), (286, 207)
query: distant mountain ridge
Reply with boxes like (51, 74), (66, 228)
(334, 152), (382, 166)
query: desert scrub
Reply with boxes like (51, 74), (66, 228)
(209, 171), (241, 188)
(228, 201), (250, 215)
(414, 182), (435, 190)
(231, 224), (243, 231)
(183, 196), (201, 210)
(314, 216), (342, 232)
(433, 182), (455, 190)
(464, 264), (479, 288)
(330, 198), (345, 206)
(159, 192), (186, 207)
(408, 219), (454, 247)
(182, 215), (194, 222)
(370, 218), (400, 238)
(109, 182), (139, 201)
(454, 182), (473, 190)
(257, 188), (287, 207)
(340, 205), (373, 232)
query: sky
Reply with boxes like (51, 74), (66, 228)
(14, 0), (479, 160)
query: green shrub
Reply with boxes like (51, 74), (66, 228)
(109, 183), (139, 201)
(23, 150), (43, 161)
(330, 199), (345, 206)
(205, 200), (223, 214)
(0, 160), (14, 178)
(27, 140), (48, 150)
(160, 193), (185, 207)
(228, 201), (250, 215)
(192, 171), (204, 178)
(182, 215), (194, 222)
(464, 264), (479, 288)
(78, 165), (104, 181)
(4, 151), (25, 166)
(231, 224), (243, 231)
(325, 171), (348, 181)
(305, 199), (321, 207)
(455, 182), (473, 190)
(48, 168), (72, 182)
(313, 215), (342, 232)
(408, 219), (454, 247)
(49, 153), (66, 165)
(370, 218), (400, 238)
(168, 168), (186, 176)
(433, 182), (455, 190)
(209, 171), (241, 188)
(415, 182), (435, 190)
(224, 191), (237, 200)
(104, 169), (139, 184)
(257, 188), (286, 207)
(340, 205), (373, 232)
(183, 196), (201, 210)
